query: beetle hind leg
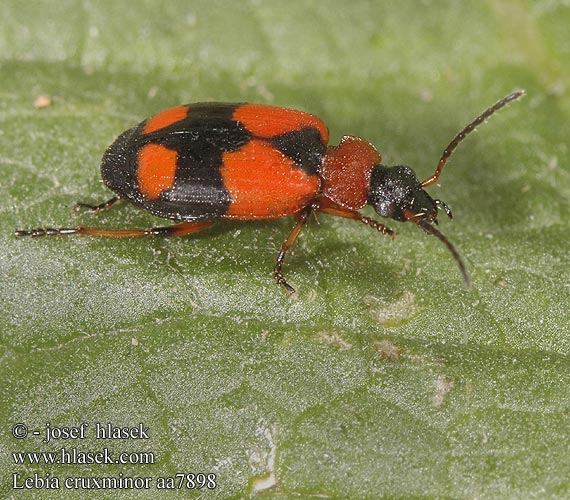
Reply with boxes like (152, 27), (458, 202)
(15, 221), (213, 238)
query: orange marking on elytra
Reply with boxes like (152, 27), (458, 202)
(221, 140), (319, 219)
(137, 144), (178, 200)
(233, 104), (329, 142)
(143, 105), (188, 134)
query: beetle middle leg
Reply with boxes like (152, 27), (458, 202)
(73, 196), (122, 213)
(274, 204), (313, 294)
(15, 221), (213, 238)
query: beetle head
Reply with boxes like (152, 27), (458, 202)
(368, 165), (452, 224)
(367, 164), (469, 287)
(364, 91), (525, 289)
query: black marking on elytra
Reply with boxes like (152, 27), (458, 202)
(268, 127), (326, 176)
(149, 104), (252, 220)
(102, 104), (253, 221)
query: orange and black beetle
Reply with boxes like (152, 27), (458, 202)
(16, 92), (524, 293)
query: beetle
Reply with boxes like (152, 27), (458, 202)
(15, 91), (524, 293)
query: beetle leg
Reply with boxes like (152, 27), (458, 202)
(73, 196), (122, 213)
(14, 221), (213, 238)
(274, 205), (313, 294)
(316, 198), (397, 239)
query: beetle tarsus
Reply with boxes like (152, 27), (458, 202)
(73, 196), (121, 213)
(360, 216), (397, 239)
(274, 250), (296, 294)
(14, 227), (78, 237)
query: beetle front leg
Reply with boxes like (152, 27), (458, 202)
(274, 205), (313, 294)
(316, 197), (397, 239)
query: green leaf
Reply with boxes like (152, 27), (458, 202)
(1, 1), (569, 498)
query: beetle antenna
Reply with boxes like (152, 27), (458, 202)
(416, 219), (471, 289)
(422, 90), (525, 187)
